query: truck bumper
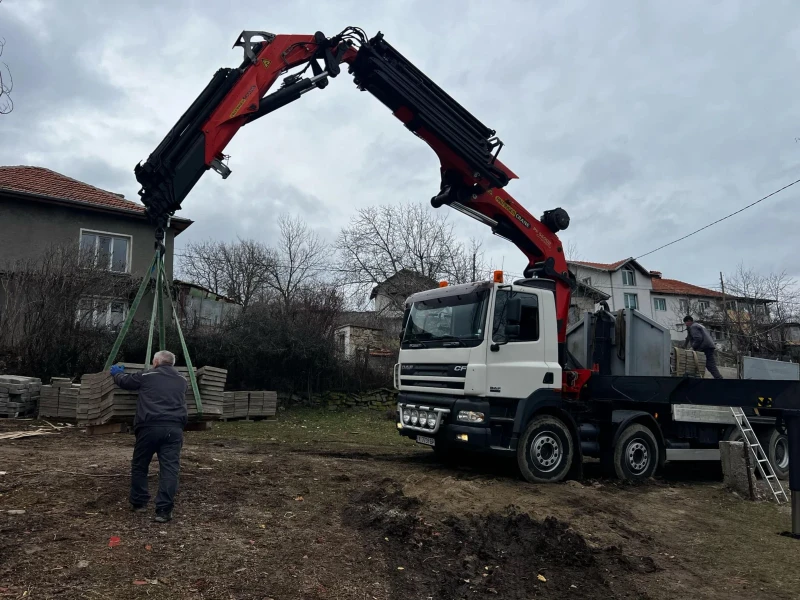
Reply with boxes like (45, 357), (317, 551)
(396, 392), (500, 453)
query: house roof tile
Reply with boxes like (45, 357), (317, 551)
(0, 166), (144, 212)
(651, 278), (722, 298)
(570, 259), (632, 271)
(0, 165), (192, 230)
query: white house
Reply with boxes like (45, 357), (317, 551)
(568, 258), (740, 344)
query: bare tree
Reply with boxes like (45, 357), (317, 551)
(723, 264), (799, 357)
(264, 214), (327, 309)
(335, 202), (490, 309)
(0, 244), (132, 377)
(179, 238), (274, 311)
(0, 2), (13, 116)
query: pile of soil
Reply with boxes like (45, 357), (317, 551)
(344, 479), (659, 599)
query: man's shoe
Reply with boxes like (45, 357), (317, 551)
(154, 511), (173, 523)
(130, 504), (147, 513)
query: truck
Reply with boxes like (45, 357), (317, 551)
(132, 25), (800, 533)
(394, 279), (796, 484)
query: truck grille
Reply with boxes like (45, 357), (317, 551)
(397, 403), (450, 434)
(400, 363), (468, 378)
(400, 379), (465, 390)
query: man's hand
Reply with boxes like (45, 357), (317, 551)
(110, 364), (125, 376)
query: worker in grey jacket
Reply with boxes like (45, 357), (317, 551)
(683, 316), (723, 379)
(110, 350), (188, 523)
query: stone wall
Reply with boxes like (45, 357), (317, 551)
(277, 388), (398, 411)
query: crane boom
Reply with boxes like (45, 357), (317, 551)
(135, 27), (576, 354)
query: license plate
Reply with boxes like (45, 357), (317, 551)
(416, 435), (436, 447)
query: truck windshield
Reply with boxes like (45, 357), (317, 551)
(402, 289), (488, 348)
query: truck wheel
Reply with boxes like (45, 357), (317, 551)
(763, 428), (789, 480)
(517, 415), (574, 483)
(724, 425), (743, 443)
(613, 424), (659, 481)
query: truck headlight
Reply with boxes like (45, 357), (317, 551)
(428, 417), (437, 429)
(419, 411), (428, 426)
(402, 411), (410, 424)
(457, 410), (485, 424)
(411, 409), (419, 425)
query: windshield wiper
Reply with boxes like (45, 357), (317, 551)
(438, 335), (466, 347)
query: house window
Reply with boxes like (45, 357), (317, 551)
(698, 300), (710, 314)
(624, 293), (638, 310)
(80, 230), (130, 273)
(679, 299), (689, 314)
(77, 298), (128, 328)
(581, 277), (592, 286)
(653, 298), (667, 311)
(621, 269), (636, 286)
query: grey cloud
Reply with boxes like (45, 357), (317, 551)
(2, 0), (800, 291)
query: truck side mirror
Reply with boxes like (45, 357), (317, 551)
(507, 298), (522, 324)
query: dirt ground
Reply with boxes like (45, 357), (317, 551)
(1, 409), (798, 600)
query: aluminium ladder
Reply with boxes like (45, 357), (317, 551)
(730, 407), (788, 504)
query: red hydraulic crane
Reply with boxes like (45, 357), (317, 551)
(135, 27), (576, 363)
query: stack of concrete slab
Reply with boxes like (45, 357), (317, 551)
(234, 392), (250, 419)
(76, 364), (227, 427)
(247, 391), (277, 418)
(222, 390), (277, 420)
(39, 378), (80, 420)
(187, 366), (225, 420)
(223, 391), (235, 420)
(672, 347), (706, 378)
(0, 376), (42, 418)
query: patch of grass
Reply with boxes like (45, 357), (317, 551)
(192, 407), (420, 452)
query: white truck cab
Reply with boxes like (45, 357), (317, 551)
(394, 277), (569, 469)
(396, 279), (561, 399)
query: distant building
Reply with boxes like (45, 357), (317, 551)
(569, 258), (774, 351)
(370, 269), (438, 317)
(174, 280), (242, 329)
(0, 165), (192, 327)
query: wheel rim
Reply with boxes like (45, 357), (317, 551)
(531, 432), (561, 472)
(775, 437), (789, 470)
(626, 439), (649, 474)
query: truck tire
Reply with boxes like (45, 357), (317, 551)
(724, 425), (743, 443)
(517, 415), (574, 483)
(763, 427), (789, 480)
(613, 424), (659, 481)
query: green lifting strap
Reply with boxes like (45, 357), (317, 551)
(144, 255), (161, 369)
(159, 260), (203, 417)
(103, 250), (159, 371)
(103, 240), (203, 417)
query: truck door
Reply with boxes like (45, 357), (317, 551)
(485, 287), (556, 399)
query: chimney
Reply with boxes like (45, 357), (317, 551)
(649, 271), (662, 279)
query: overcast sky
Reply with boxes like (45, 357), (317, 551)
(2, 0), (799, 291)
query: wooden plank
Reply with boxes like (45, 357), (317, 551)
(85, 422), (129, 436)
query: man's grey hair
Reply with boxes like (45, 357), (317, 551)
(153, 350), (176, 366)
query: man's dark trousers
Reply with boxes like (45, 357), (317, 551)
(704, 348), (723, 380)
(130, 425), (184, 513)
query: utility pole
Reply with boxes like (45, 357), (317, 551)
(720, 271), (729, 353)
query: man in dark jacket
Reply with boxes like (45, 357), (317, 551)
(110, 350), (188, 522)
(683, 316), (723, 379)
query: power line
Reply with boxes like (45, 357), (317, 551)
(634, 177), (800, 261)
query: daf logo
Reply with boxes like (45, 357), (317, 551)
(453, 366), (467, 372)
